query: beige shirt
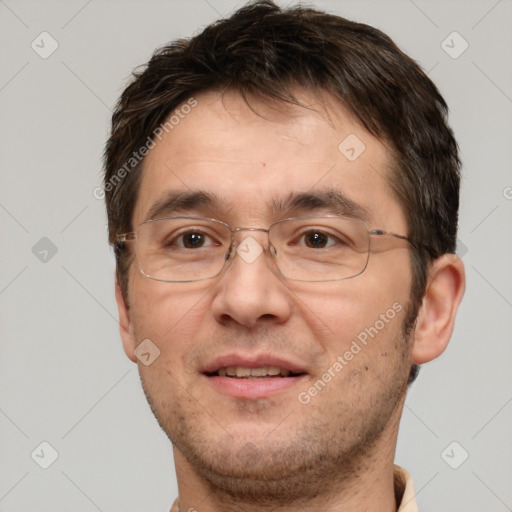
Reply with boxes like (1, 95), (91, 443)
(396, 466), (418, 512)
(170, 465), (418, 511)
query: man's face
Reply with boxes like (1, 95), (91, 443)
(119, 90), (415, 497)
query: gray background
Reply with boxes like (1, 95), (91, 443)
(1, 0), (511, 510)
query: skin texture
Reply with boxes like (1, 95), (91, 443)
(116, 90), (465, 511)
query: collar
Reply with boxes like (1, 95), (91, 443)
(395, 465), (418, 512)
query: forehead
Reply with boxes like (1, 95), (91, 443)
(133, 90), (405, 231)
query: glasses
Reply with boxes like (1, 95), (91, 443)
(116, 216), (414, 283)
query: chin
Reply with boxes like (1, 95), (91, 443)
(178, 438), (347, 504)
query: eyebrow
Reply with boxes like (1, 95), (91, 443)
(145, 191), (220, 221)
(144, 189), (371, 224)
(271, 190), (371, 222)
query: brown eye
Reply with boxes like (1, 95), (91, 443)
(304, 231), (329, 248)
(181, 232), (206, 248)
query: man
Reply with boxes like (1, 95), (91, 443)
(103, 1), (465, 510)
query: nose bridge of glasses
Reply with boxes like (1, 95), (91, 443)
(232, 226), (269, 234)
(230, 226), (271, 254)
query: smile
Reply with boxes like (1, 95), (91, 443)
(211, 366), (299, 378)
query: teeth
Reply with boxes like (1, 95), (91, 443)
(217, 366), (293, 378)
(235, 367), (251, 377)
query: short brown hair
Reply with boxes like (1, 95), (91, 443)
(104, 0), (460, 326)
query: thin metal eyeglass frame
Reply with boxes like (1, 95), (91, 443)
(115, 215), (417, 283)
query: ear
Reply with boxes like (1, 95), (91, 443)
(115, 274), (137, 363)
(411, 254), (466, 364)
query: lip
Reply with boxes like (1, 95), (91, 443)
(202, 353), (308, 375)
(203, 373), (307, 399)
(201, 352), (308, 399)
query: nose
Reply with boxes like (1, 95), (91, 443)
(210, 231), (293, 329)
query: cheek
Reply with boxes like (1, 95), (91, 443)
(129, 272), (213, 360)
(297, 276), (406, 331)
(291, 266), (411, 366)
(363, 248), (413, 309)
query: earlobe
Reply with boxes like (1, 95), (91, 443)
(411, 255), (466, 364)
(115, 275), (137, 363)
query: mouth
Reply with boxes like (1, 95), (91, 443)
(202, 355), (308, 399)
(206, 366), (304, 379)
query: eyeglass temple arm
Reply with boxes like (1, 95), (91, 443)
(115, 233), (136, 245)
(369, 229), (421, 250)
